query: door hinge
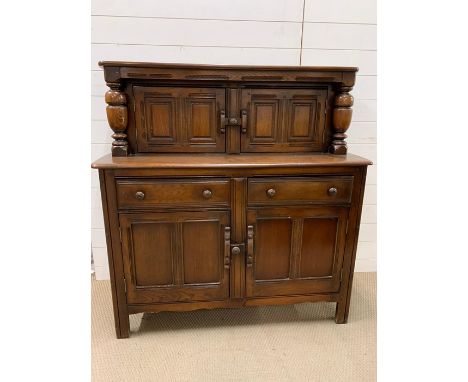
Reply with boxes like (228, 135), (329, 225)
(340, 268), (343, 282)
(119, 226), (122, 242)
(324, 99), (328, 115)
(345, 221), (349, 235)
(123, 277), (127, 294)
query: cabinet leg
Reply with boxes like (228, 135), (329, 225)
(335, 301), (349, 324)
(115, 314), (130, 339)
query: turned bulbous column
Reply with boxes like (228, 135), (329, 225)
(105, 83), (128, 156)
(329, 86), (354, 155)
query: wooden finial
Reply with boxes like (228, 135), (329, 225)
(105, 83), (128, 156)
(329, 86), (354, 155)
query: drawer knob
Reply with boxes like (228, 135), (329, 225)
(328, 187), (338, 196)
(202, 189), (213, 199)
(266, 188), (276, 198)
(135, 191), (145, 200)
(231, 246), (241, 255)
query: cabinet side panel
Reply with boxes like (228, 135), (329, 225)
(336, 166), (368, 323)
(100, 169), (130, 338)
(98, 170), (121, 336)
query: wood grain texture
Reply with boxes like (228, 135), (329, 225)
(134, 86), (226, 153)
(104, 88), (129, 156)
(247, 176), (353, 205)
(230, 178), (247, 298)
(330, 86), (354, 154)
(335, 166), (368, 324)
(115, 178), (230, 209)
(102, 170), (130, 338)
(240, 88), (328, 152)
(246, 206), (348, 298)
(119, 211), (230, 304)
(99, 62), (356, 88)
(92, 153), (371, 169)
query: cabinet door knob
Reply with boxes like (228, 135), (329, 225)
(266, 188), (276, 198)
(202, 189), (213, 199)
(135, 191), (145, 200)
(231, 246), (241, 255)
(328, 187), (338, 196)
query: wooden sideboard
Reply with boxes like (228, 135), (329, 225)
(92, 62), (372, 338)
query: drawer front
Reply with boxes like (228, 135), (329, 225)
(116, 178), (230, 209)
(248, 176), (353, 205)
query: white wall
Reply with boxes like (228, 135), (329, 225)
(91, 0), (377, 279)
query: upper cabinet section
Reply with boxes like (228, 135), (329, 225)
(99, 62), (358, 156)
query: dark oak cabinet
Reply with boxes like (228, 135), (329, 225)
(92, 62), (371, 338)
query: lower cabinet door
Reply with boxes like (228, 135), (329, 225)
(246, 206), (349, 297)
(119, 211), (230, 304)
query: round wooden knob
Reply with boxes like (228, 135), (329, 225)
(135, 191), (145, 200)
(328, 187), (338, 196)
(202, 189), (213, 199)
(231, 246), (241, 255)
(266, 188), (276, 198)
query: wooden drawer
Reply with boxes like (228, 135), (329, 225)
(116, 178), (230, 209)
(247, 176), (353, 205)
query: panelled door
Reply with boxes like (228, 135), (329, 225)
(134, 86), (226, 153)
(245, 206), (349, 298)
(240, 88), (328, 152)
(119, 211), (230, 304)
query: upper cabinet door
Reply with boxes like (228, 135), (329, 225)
(134, 86), (226, 153)
(240, 88), (329, 153)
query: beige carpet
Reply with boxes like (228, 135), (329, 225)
(92, 273), (376, 382)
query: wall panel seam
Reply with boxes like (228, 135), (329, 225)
(92, 15), (303, 23)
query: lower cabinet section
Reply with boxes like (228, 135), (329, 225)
(246, 206), (349, 298)
(104, 170), (367, 337)
(119, 211), (230, 304)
